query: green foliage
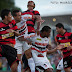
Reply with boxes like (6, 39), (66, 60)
(0, 0), (21, 15)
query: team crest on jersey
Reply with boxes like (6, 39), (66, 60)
(37, 38), (41, 41)
(9, 24), (13, 28)
(44, 64), (47, 67)
(65, 36), (68, 39)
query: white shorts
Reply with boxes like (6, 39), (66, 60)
(57, 58), (63, 70)
(32, 50), (53, 70)
(14, 37), (32, 54)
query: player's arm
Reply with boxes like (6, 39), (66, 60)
(18, 36), (32, 45)
(6, 29), (20, 36)
(47, 44), (64, 54)
(6, 20), (20, 36)
(67, 45), (72, 51)
(33, 11), (44, 30)
(47, 48), (57, 54)
(33, 15), (44, 30)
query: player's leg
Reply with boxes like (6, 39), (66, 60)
(1, 45), (19, 72)
(24, 45), (35, 72)
(63, 56), (72, 72)
(23, 33), (36, 72)
(11, 62), (18, 72)
(14, 39), (23, 72)
(22, 53), (31, 72)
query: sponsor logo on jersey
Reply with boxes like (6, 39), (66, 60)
(2, 33), (14, 39)
(60, 42), (70, 47)
(0, 28), (5, 31)
(37, 38), (41, 41)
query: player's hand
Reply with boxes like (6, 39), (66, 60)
(18, 36), (32, 45)
(67, 45), (72, 51)
(56, 45), (64, 50)
(36, 19), (45, 24)
(18, 36), (24, 41)
(6, 29), (14, 33)
(35, 15), (45, 24)
(47, 44), (52, 49)
(32, 29), (40, 35)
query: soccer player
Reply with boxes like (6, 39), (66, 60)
(31, 26), (64, 72)
(12, 10), (44, 72)
(0, 9), (19, 72)
(21, 1), (42, 72)
(55, 23), (72, 72)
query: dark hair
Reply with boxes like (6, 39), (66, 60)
(41, 26), (51, 32)
(27, 1), (35, 9)
(55, 23), (64, 29)
(12, 10), (20, 16)
(1, 9), (10, 20)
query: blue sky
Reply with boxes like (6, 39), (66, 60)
(15, 0), (72, 16)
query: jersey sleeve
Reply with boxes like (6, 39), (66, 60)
(34, 10), (40, 15)
(55, 36), (60, 44)
(55, 36), (58, 42)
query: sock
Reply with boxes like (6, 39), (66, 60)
(17, 61), (21, 72)
(28, 58), (35, 72)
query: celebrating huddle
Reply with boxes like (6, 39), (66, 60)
(0, 1), (72, 72)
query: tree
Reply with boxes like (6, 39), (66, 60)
(0, 0), (21, 15)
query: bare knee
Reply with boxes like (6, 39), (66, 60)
(11, 62), (18, 72)
(25, 48), (32, 59)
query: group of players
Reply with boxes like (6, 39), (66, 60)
(0, 1), (72, 72)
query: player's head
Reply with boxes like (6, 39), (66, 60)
(27, 1), (35, 10)
(1, 9), (12, 22)
(55, 23), (64, 34)
(41, 26), (51, 38)
(12, 10), (21, 22)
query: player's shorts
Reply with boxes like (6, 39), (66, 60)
(32, 50), (53, 70)
(57, 58), (64, 70)
(14, 37), (23, 54)
(63, 56), (72, 69)
(0, 45), (19, 67)
(14, 37), (32, 53)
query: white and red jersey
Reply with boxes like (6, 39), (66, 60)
(31, 34), (49, 57)
(16, 14), (33, 37)
(31, 34), (53, 69)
